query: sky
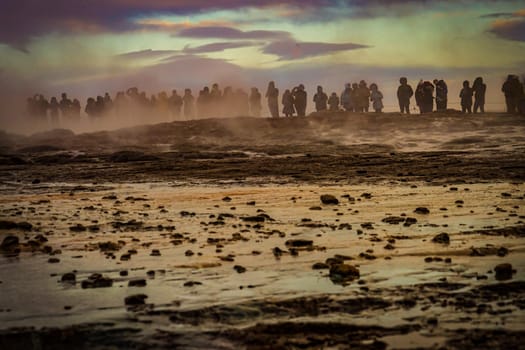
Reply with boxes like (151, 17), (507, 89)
(1, 0), (525, 126)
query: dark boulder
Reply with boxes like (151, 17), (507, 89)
(320, 194), (339, 205)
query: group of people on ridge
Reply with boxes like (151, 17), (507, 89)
(26, 75), (525, 126)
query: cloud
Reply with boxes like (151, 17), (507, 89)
(6, 0), (511, 49)
(487, 9), (525, 41)
(116, 42), (257, 62)
(175, 26), (291, 40)
(262, 39), (369, 60)
(116, 49), (178, 60)
(182, 41), (257, 54)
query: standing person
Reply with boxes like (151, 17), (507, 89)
(358, 80), (370, 112)
(197, 86), (211, 118)
(71, 99), (81, 118)
(328, 92), (339, 111)
(249, 87), (262, 117)
(266, 81), (279, 118)
(472, 77), (486, 113)
(460, 80), (473, 114)
(182, 88), (194, 119)
(502, 75), (524, 114)
(351, 83), (360, 112)
(210, 83), (222, 116)
(292, 84), (307, 117)
(282, 89), (295, 117)
(313, 85), (328, 112)
(169, 89), (183, 119)
(415, 80), (424, 113)
(434, 79), (448, 112)
(49, 97), (60, 126)
(397, 77), (413, 114)
(85, 97), (97, 119)
(340, 83), (353, 112)
(59, 93), (72, 119)
(369, 83), (384, 113)
(421, 81), (434, 113)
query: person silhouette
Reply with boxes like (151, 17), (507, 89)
(183, 88), (195, 119)
(49, 97), (60, 126)
(292, 84), (307, 117)
(397, 77), (413, 114)
(370, 83), (383, 113)
(472, 77), (486, 113)
(328, 92), (339, 112)
(249, 87), (262, 117)
(282, 89), (295, 117)
(340, 83), (353, 112)
(433, 79), (448, 112)
(357, 80), (370, 112)
(169, 89), (183, 119)
(313, 85), (328, 112)
(59, 93), (72, 119)
(460, 80), (473, 114)
(266, 81), (279, 118)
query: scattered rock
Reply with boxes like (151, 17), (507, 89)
(285, 239), (313, 248)
(382, 216), (405, 225)
(403, 217), (417, 227)
(320, 194), (339, 205)
(0, 220), (32, 231)
(432, 233), (450, 244)
(81, 274), (113, 289)
(494, 263), (514, 281)
(124, 294), (148, 306)
(150, 249), (161, 256)
(312, 262), (329, 270)
(69, 224), (87, 232)
(222, 196), (232, 202)
(61, 273), (76, 283)
(128, 279), (147, 287)
(414, 207), (430, 214)
(234, 265), (246, 273)
(0, 235), (19, 253)
(48, 257), (60, 263)
(329, 264), (360, 284)
(183, 281), (202, 287)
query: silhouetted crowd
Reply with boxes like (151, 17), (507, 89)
(26, 75), (525, 126)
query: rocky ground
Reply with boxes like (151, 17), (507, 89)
(0, 112), (524, 349)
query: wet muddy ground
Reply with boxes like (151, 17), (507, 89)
(0, 112), (524, 349)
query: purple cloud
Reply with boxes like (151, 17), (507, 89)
(489, 18), (525, 41)
(262, 39), (369, 60)
(176, 26), (291, 40)
(0, 0), (519, 50)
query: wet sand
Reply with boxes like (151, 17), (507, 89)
(0, 112), (524, 349)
